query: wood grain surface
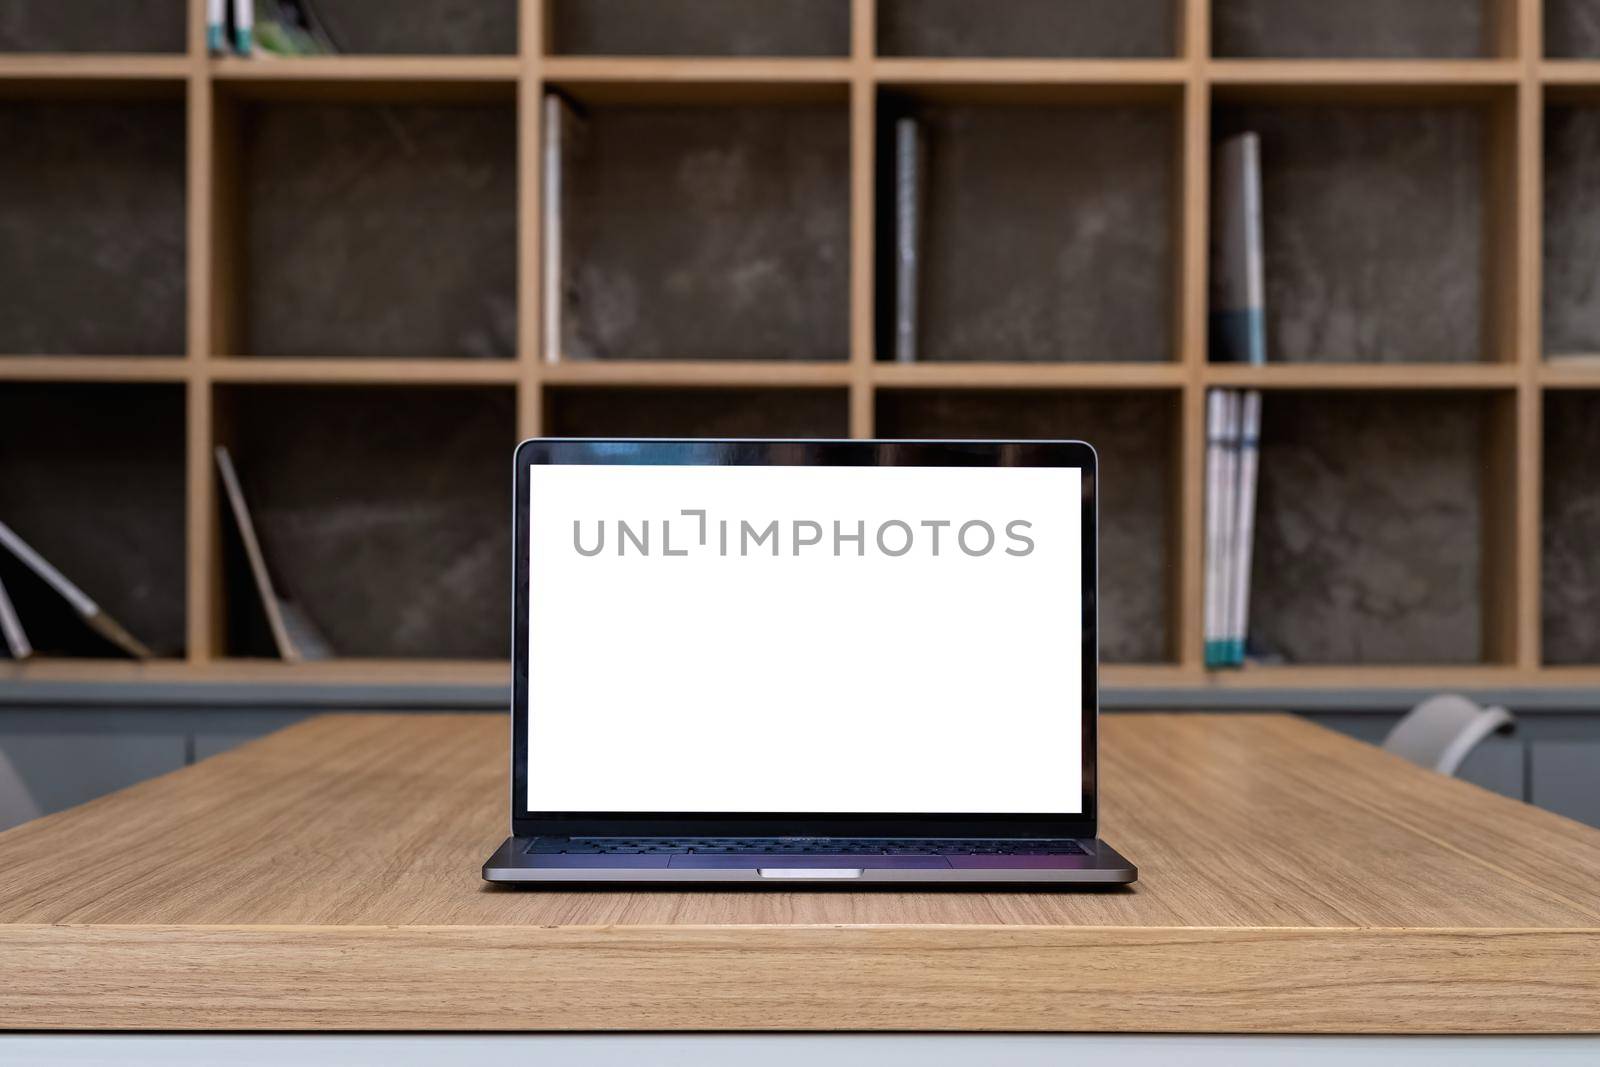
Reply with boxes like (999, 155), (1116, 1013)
(2, 712), (1599, 1032)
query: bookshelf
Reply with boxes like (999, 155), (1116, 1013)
(8, 0), (1600, 699)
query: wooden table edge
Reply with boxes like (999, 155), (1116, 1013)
(4, 922), (1598, 1033)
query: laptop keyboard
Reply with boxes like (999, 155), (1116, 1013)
(528, 837), (1087, 856)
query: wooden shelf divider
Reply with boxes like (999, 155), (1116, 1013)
(1205, 59), (1524, 86)
(0, 54), (194, 81)
(209, 55), (522, 82)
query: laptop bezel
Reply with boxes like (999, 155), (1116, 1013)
(509, 438), (1098, 841)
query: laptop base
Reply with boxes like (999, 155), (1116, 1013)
(483, 837), (1136, 886)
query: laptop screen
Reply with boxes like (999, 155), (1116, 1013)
(524, 460), (1084, 815)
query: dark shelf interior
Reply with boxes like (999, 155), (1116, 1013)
(549, 0), (848, 56)
(877, 0), (1174, 58)
(0, 99), (185, 356)
(215, 385), (514, 659)
(1250, 392), (1494, 665)
(0, 383), (187, 659)
(0, 0), (186, 53)
(544, 387), (850, 437)
(236, 99), (516, 359)
(1213, 102), (1491, 363)
(1213, 0), (1491, 58)
(1543, 392), (1600, 664)
(0, 0), (516, 56)
(1546, 0), (1600, 58)
(305, 0), (516, 55)
(881, 98), (1175, 363)
(873, 389), (1176, 664)
(1544, 103), (1600, 357)
(554, 99), (850, 361)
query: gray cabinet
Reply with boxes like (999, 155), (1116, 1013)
(1456, 736), (1525, 802)
(1530, 741), (1600, 828)
(0, 711), (188, 832)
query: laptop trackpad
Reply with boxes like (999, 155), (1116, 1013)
(670, 854), (951, 870)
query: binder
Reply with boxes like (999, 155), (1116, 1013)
(215, 446), (332, 662)
(1210, 132), (1266, 365)
(542, 94), (578, 364)
(1203, 389), (1239, 668)
(0, 572), (30, 660)
(893, 116), (922, 364)
(207, 0), (227, 54)
(232, 0), (255, 56)
(0, 520), (153, 660)
(215, 446), (296, 661)
(1227, 389), (1262, 666)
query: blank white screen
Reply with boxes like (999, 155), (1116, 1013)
(525, 463), (1083, 813)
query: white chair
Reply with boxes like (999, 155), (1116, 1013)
(1383, 693), (1515, 777)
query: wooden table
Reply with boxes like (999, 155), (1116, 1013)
(2, 712), (1599, 1035)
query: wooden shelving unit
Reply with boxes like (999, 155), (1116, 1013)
(7, 0), (1600, 698)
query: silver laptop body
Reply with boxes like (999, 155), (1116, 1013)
(484, 438), (1136, 887)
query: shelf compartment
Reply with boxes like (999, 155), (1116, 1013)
(212, 384), (514, 659)
(1544, 98), (1600, 359)
(220, 92), (516, 359)
(876, 0), (1176, 59)
(1212, 94), (1511, 363)
(0, 383), (187, 658)
(1543, 392), (1600, 664)
(547, 95), (850, 361)
(1248, 391), (1511, 666)
(1547, 0), (1600, 59)
(1212, 0), (1499, 58)
(544, 386), (850, 437)
(548, 0), (849, 57)
(0, 97), (185, 356)
(0, 0), (186, 54)
(880, 90), (1177, 363)
(266, 0), (517, 55)
(873, 388), (1178, 664)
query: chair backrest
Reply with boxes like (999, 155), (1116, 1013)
(1382, 693), (1515, 777)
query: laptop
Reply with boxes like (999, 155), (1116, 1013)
(483, 438), (1136, 887)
